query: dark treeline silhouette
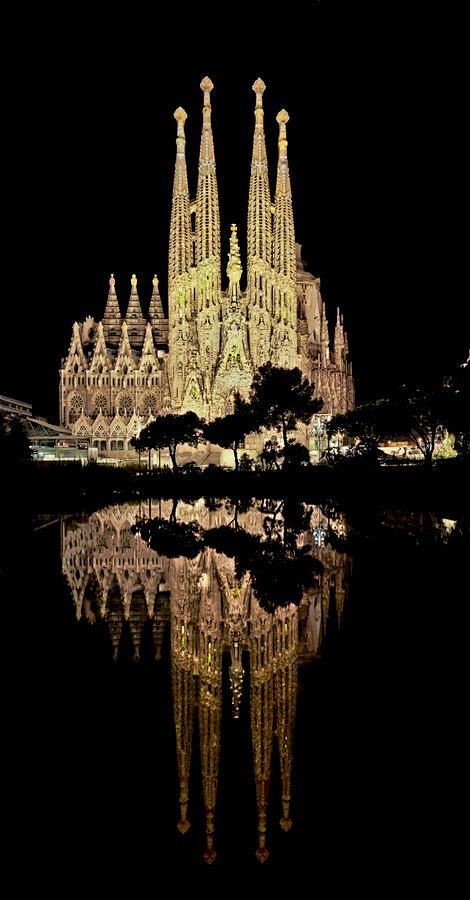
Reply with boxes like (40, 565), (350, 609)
(13, 455), (469, 515)
(326, 364), (470, 467)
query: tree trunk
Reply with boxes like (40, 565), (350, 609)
(233, 443), (239, 471)
(423, 446), (433, 467)
(169, 444), (178, 471)
(282, 417), (288, 448)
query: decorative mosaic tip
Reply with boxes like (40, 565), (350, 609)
(280, 817), (293, 832)
(203, 849), (217, 865)
(130, 273), (138, 288)
(177, 819), (191, 834)
(152, 274), (159, 288)
(255, 847), (269, 863)
(174, 106), (187, 124)
(276, 109), (290, 125)
(200, 75), (214, 93)
(252, 77), (266, 95)
(109, 273), (115, 286)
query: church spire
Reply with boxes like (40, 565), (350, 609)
(102, 274), (122, 344)
(124, 274), (146, 345)
(195, 77), (220, 276)
(273, 110), (296, 283)
(334, 307), (345, 368)
(226, 224), (242, 302)
(148, 274), (168, 348)
(248, 78), (272, 270)
(169, 108), (191, 289)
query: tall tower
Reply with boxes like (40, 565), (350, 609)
(124, 274), (146, 346)
(195, 77), (221, 399)
(148, 274), (168, 349)
(273, 110), (298, 368)
(247, 78), (273, 368)
(168, 107), (193, 409)
(102, 273), (122, 346)
(195, 77), (221, 296)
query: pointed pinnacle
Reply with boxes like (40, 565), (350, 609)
(276, 109), (290, 125)
(174, 107), (187, 124)
(252, 77), (266, 101)
(200, 76), (214, 93)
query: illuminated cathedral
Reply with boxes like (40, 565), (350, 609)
(59, 77), (354, 455)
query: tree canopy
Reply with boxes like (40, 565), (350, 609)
(132, 411), (204, 470)
(204, 394), (258, 470)
(0, 414), (32, 467)
(327, 401), (393, 460)
(249, 363), (322, 449)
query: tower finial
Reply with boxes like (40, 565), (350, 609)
(174, 107), (188, 139)
(252, 77), (266, 109)
(200, 75), (214, 106)
(276, 109), (290, 150)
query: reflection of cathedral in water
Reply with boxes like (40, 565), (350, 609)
(62, 500), (350, 863)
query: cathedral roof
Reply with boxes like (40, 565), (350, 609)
(295, 243), (317, 283)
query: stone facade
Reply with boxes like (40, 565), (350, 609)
(60, 78), (354, 455)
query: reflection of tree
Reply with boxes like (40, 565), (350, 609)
(134, 498), (323, 613)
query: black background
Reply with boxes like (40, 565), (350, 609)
(2, 2), (468, 419)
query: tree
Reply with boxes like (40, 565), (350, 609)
(387, 384), (452, 466)
(443, 361), (470, 456)
(282, 440), (310, 471)
(258, 439), (282, 471)
(204, 395), (258, 470)
(249, 362), (322, 455)
(132, 411), (204, 471)
(326, 401), (391, 462)
(0, 416), (33, 467)
(328, 385), (456, 467)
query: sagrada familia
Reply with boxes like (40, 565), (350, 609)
(60, 77), (354, 455)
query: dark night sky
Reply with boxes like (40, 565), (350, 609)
(2, 3), (467, 420)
